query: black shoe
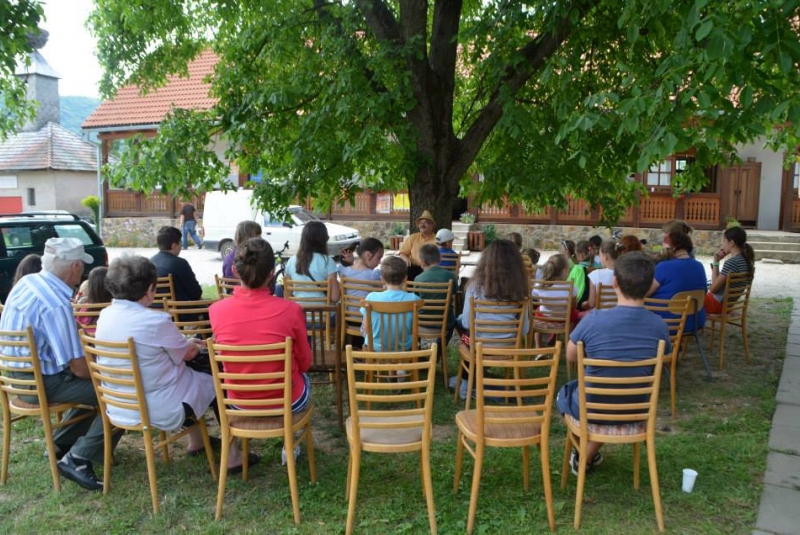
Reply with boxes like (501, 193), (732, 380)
(43, 444), (68, 461)
(198, 243), (204, 250)
(58, 453), (103, 491)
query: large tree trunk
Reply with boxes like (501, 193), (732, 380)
(407, 163), (459, 234)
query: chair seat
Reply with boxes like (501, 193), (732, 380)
(707, 311), (742, 321)
(532, 320), (566, 331)
(418, 326), (442, 337)
(346, 414), (424, 445)
(565, 414), (646, 436)
(9, 397), (88, 413)
(456, 410), (542, 441)
(308, 348), (340, 369)
(229, 406), (313, 431)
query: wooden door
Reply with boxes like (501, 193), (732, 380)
(721, 162), (761, 225)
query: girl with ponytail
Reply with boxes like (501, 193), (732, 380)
(705, 226), (754, 314)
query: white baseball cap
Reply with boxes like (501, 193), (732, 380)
(435, 229), (456, 244)
(43, 237), (94, 264)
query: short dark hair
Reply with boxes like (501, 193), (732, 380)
(380, 256), (407, 285)
(156, 226), (182, 251)
(506, 232), (523, 249)
(356, 237), (384, 256)
(666, 230), (694, 253)
(105, 256), (158, 301)
(614, 252), (654, 299)
(419, 244), (440, 267)
(589, 235), (603, 248)
(235, 238), (275, 289)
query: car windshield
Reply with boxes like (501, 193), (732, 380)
(289, 207), (320, 224)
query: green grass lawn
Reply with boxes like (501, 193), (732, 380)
(0, 297), (791, 534)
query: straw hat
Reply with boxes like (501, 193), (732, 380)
(417, 210), (436, 225)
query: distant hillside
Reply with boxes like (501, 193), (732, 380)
(60, 96), (100, 138)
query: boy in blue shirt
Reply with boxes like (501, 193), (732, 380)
(435, 229), (457, 267)
(361, 256), (421, 351)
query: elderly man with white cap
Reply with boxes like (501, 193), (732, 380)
(0, 237), (116, 491)
(397, 209), (437, 281)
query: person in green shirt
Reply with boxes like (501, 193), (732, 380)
(415, 244), (459, 345)
(560, 239), (590, 309)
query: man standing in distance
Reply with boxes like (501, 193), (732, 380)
(179, 200), (204, 250)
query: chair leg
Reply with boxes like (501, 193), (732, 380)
(1, 407), (11, 485)
(142, 430), (160, 514)
(573, 442), (589, 530)
(345, 447), (361, 535)
(158, 430), (170, 463)
(242, 438), (250, 481)
(453, 432), (464, 492)
(286, 433), (301, 525)
(647, 438), (665, 532)
(670, 358), (677, 418)
(718, 322), (727, 371)
(453, 356), (465, 404)
(215, 435), (232, 520)
(522, 445), (530, 492)
(464, 358), (476, 411)
(336, 359), (344, 432)
(540, 442), (556, 532)
(421, 442), (437, 535)
(40, 412), (61, 492)
(197, 420), (217, 480)
(440, 337), (449, 393)
(560, 431), (571, 489)
(305, 422), (317, 483)
(467, 443), (484, 535)
(633, 442), (641, 490)
(102, 420), (114, 496)
(741, 319), (751, 363)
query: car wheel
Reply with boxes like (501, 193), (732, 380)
(220, 240), (234, 260)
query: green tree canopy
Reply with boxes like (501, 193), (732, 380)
(90, 0), (800, 227)
(0, 0), (43, 139)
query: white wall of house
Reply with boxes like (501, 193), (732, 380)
(212, 136), (239, 187)
(0, 170), (96, 215)
(736, 137), (784, 230)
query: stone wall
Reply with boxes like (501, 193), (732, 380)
(100, 217), (724, 254)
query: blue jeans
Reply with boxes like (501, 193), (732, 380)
(182, 220), (203, 249)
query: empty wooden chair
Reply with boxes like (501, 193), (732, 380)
(454, 342), (561, 533)
(707, 271), (753, 370)
(0, 327), (96, 491)
(452, 297), (528, 409)
(305, 304), (344, 430)
(345, 345), (438, 535)
(214, 274), (241, 298)
(207, 337), (316, 522)
(561, 340), (666, 531)
(672, 289), (714, 380)
(644, 295), (690, 418)
(81, 333), (216, 512)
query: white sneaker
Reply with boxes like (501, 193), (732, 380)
(281, 444), (302, 466)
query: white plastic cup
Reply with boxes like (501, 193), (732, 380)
(682, 468), (698, 493)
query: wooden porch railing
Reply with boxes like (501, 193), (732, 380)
(684, 195), (720, 227)
(639, 194), (676, 225)
(105, 190), (204, 218)
(556, 197), (592, 222)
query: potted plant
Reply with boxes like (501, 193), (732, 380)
(459, 211), (477, 229)
(389, 221), (407, 250)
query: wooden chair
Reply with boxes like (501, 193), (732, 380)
(152, 274), (176, 310)
(305, 304), (344, 430)
(452, 297), (528, 409)
(530, 280), (574, 375)
(0, 327), (96, 492)
(561, 340), (666, 532)
(406, 279), (454, 389)
(644, 295), (690, 418)
(165, 299), (217, 339)
(707, 271), (753, 370)
(81, 333), (216, 513)
(344, 345), (438, 535)
(339, 276), (384, 348)
(285, 278), (333, 345)
(673, 289), (714, 380)
(214, 274), (241, 298)
(595, 282), (618, 309)
(362, 299), (424, 353)
(454, 342), (561, 534)
(207, 337), (316, 522)
(71, 301), (112, 335)
(440, 251), (462, 276)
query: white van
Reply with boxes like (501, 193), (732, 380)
(202, 189), (360, 259)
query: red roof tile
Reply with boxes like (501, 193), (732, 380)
(82, 49), (218, 130)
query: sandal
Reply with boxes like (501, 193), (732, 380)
(187, 436), (221, 457)
(227, 452), (261, 475)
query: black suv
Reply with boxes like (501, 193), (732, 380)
(0, 212), (107, 303)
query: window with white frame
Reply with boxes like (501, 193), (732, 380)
(794, 162), (800, 196)
(647, 161), (672, 187)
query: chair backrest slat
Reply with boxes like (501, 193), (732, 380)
(152, 274), (176, 309)
(71, 301), (112, 335)
(363, 299), (423, 352)
(0, 327), (46, 401)
(340, 276), (385, 341)
(214, 274), (241, 299)
(595, 283), (617, 310)
(165, 299), (217, 339)
(406, 280), (453, 331)
(284, 278), (331, 307)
